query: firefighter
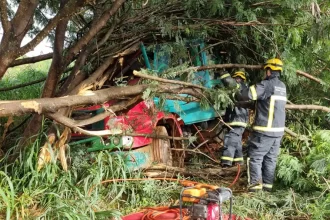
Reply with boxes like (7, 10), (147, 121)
(219, 71), (249, 167)
(235, 58), (287, 192)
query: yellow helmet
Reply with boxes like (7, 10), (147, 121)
(264, 58), (283, 72)
(232, 71), (246, 81)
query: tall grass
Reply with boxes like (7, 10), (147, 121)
(0, 138), (181, 219)
(0, 61), (51, 148)
(0, 60), (50, 100)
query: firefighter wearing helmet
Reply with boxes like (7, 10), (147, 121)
(219, 71), (249, 167)
(240, 58), (287, 192)
(220, 58), (287, 192)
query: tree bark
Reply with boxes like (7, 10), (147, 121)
(133, 70), (207, 90)
(286, 104), (330, 113)
(21, 0), (70, 145)
(58, 22), (117, 96)
(0, 84), (202, 117)
(64, 0), (127, 66)
(296, 70), (322, 84)
(11, 0), (39, 43)
(0, 0), (10, 32)
(18, 0), (89, 56)
(42, 7), (68, 98)
(9, 53), (53, 67)
(145, 164), (244, 180)
(0, 0), (39, 79)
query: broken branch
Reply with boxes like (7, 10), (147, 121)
(285, 127), (310, 141)
(74, 95), (142, 127)
(133, 70), (207, 90)
(286, 104), (330, 113)
(296, 70), (322, 84)
(9, 53), (53, 67)
(0, 84), (202, 117)
(145, 164), (243, 180)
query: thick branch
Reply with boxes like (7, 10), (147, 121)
(69, 56), (115, 94)
(9, 53), (53, 67)
(296, 70), (322, 84)
(64, 0), (126, 63)
(286, 104), (330, 113)
(47, 112), (122, 136)
(0, 84), (202, 117)
(0, 77), (46, 92)
(159, 64), (263, 77)
(11, 0), (38, 41)
(0, 0), (10, 32)
(19, 0), (88, 56)
(145, 164), (242, 178)
(67, 42), (140, 95)
(74, 95), (142, 126)
(133, 70), (207, 90)
(42, 2), (69, 98)
(49, 111), (190, 140)
(285, 128), (299, 137)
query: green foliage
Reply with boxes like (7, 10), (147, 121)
(274, 130), (330, 219)
(224, 190), (309, 220)
(0, 61), (50, 100)
(0, 139), (181, 219)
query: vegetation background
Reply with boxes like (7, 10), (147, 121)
(0, 0), (330, 219)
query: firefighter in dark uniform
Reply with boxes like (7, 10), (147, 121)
(239, 58), (287, 192)
(220, 71), (249, 167)
(219, 58), (287, 192)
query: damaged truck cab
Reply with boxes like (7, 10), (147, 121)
(70, 40), (224, 169)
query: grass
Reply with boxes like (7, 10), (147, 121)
(0, 61), (51, 148)
(0, 60), (50, 100)
(0, 137), (182, 219)
(1, 139), (327, 219)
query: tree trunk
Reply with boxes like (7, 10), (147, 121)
(21, 0), (69, 146)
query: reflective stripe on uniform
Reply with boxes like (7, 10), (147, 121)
(267, 95), (287, 128)
(249, 184), (263, 190)
(263, 184), (273, 189)
(250, 85), (257, 100)
(221, 156), (234, 161)
(247, 157), (250, 185)
(220, 73), (230, 79)
(253, 126), (285, 132)
(228, 122), (247, 127)
(252, 95), (286, 132)
(253, 95), (287, 132)
(233, 157), (243, 162)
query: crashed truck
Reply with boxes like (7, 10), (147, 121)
(70, 40), (234, 169)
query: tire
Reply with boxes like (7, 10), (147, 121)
(151, 126), (172, 166)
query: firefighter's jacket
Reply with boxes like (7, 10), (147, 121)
(220, 74), (249, 128)
(237, 72), (287, 137)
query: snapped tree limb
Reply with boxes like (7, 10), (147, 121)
(286, 104), (330, 113)
(9, 53), (53, 67)
(133, 70), (207, 90)
(0, 84), (202, 117)
(296, 70), (322, 84)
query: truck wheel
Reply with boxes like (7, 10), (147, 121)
(151, 126), (172, 166)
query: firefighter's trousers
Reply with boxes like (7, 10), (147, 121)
(221, 126), (245, 166)
(247, 132), (282, 191)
